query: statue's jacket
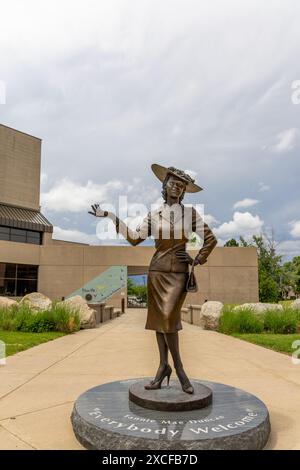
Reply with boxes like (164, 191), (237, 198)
(111, 202), (218, 332)
(113, 202), (217, 273)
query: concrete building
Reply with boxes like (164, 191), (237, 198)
(0, 123), (259, 308)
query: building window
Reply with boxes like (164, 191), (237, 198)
(0, 263), (38, 297)
(10, 228), (27, 243)
(0, 226), (9, 241)
(0, 226), (42, 245)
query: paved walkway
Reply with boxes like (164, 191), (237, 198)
(0, 309), (299, 450)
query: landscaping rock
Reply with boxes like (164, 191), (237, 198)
(233, 303), (283, 314)
(20, 292), (52, 312)
(200, 301), (223, 330)
(62, 295), (96, 329)
(291, 298), (300, 310)
(0, 296), (17, 308)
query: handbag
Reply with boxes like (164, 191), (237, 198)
(186, 258), (198, 292)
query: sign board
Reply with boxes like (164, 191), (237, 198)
(67, 266), (127, 303)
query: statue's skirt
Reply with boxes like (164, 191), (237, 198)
(145, 270), (188, 333)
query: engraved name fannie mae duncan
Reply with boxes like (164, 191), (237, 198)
(89, 163), (217, 394)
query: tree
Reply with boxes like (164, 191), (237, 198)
(127, 278), (148, 303)
(295, 257), (300, 296)
(134, 285), (147, 303)
(238, 233), (283, 302)
(223, 232), (299, 301)
(224, 238), (239, 247)
(127, 278), (137, 295)
(282, 256), (300, 298)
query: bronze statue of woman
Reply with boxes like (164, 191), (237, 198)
(89, 164), (217, 394)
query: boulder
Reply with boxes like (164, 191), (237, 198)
(200, 301), (223, 330)
(20, 292), (52, 312)
(0, 297), (18, 308)
(62, 295), (96, 329)
(291, 298), (300, 310)
(233, 303), (283, 314)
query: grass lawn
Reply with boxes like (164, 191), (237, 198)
(0, 330), (66, 357)
(232, 333), (300, 355)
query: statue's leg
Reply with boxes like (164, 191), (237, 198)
(151, 332), (169, 381)
(144, 332), (170, 389)
(164, 331), (194, 393)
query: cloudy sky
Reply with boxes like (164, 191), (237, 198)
(1, 0), (300, 259)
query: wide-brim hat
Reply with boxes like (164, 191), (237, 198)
(151, 163), (203, 193)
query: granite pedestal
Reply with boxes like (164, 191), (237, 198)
(129, 379), (212, 411)
(71, 378), (271, 450)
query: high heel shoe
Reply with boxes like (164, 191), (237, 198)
(144, 364), (172, 390)
(180, 380), (194, 394)
(176, 369), (194, 394)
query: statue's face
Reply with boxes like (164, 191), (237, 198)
(165, 174), (186, 200)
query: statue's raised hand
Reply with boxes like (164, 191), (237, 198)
(88, 203), (108, 217)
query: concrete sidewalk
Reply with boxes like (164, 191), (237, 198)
(0, 308), (299, 450)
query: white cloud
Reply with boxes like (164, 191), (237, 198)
(203, 213), (219, 226)
(41, 178), (123, 212)
(258, 182), (270, 192)
(290, 220), (300, 238)
(277, 239), (300, 258)
(41, 173), (48, 186)
(0, 80), (6, 104)
(0, 1), (299, 258)
(233, 198), (260, 209)
(52, 226), (96, 244)
(271, 128), (300, 153)
(214, 211), (264, 239)
(53, 224), (130, 245)
(41, 177), (160, 213)
(171, 124), (183, 136)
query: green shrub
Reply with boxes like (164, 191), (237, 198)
(291, 307), (300, 328)
(17, 311), (56, 333)
(0, 307), (16, 330)
(263, 308), (297, 334)
(219, 304), (300, 335)
(0, 302), (80, 333)
(13, 305), (31, 331)
(51, 303), (80, 333)
(219, 307), (264, 334)
(12, 304), (54, 333)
